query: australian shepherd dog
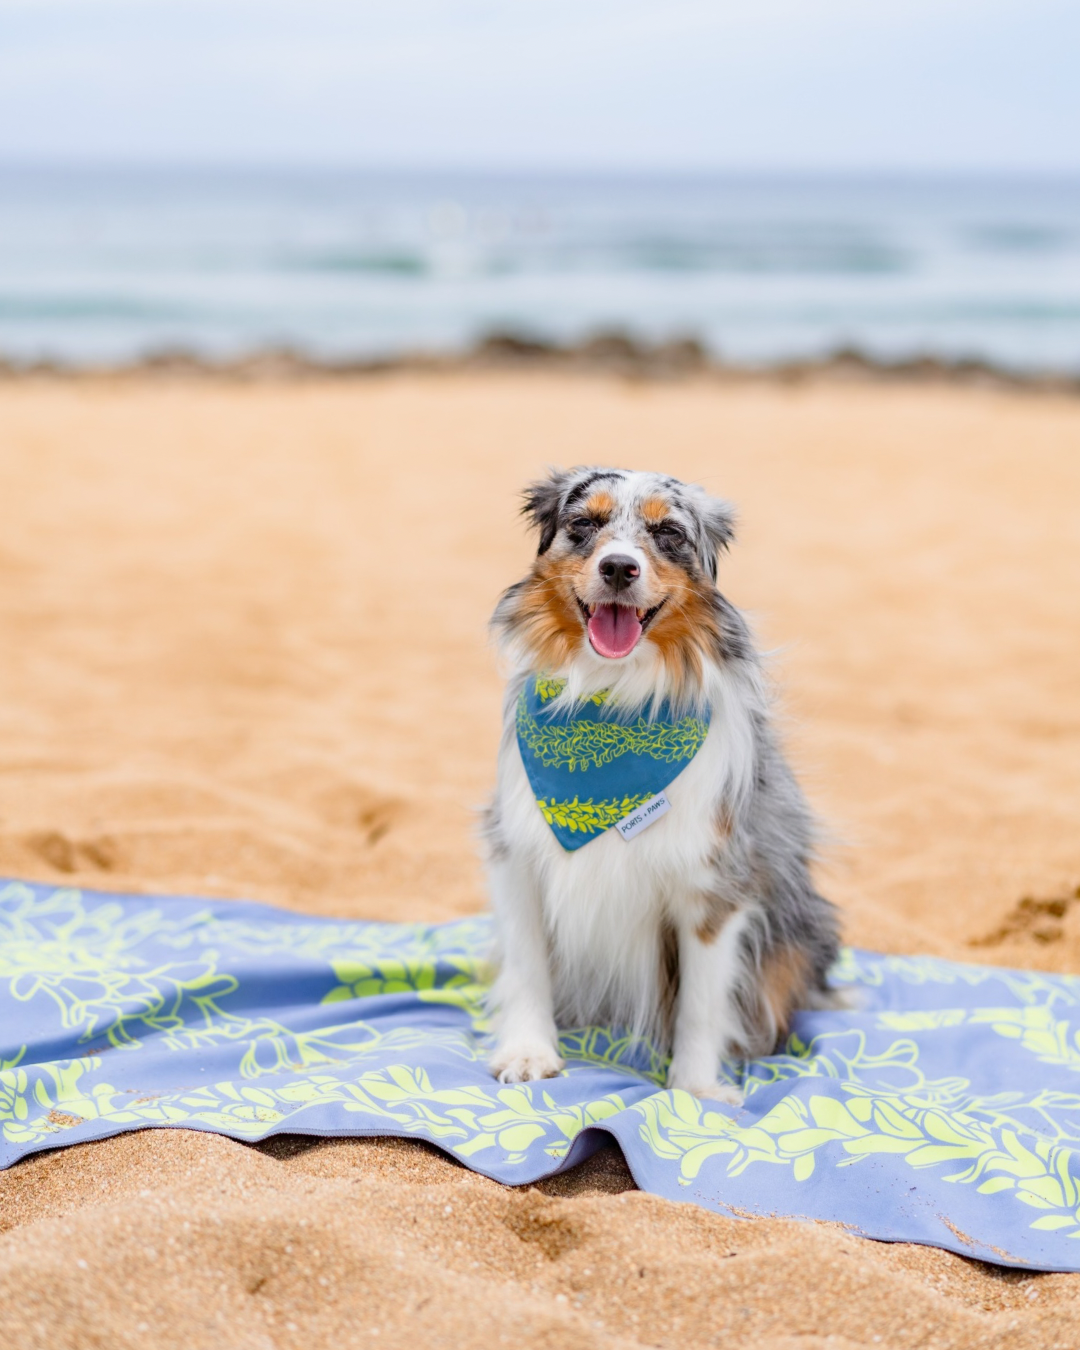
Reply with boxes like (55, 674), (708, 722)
(483, 467), (841, 1103)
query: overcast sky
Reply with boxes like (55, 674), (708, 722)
(0, 0), (1075, 173)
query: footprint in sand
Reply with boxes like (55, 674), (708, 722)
(311, 782), (407, 846)
(27, 830), (122, 875)
(969, 886), (1080, 947)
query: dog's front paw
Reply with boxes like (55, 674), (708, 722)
(693, 1081), (743, 1106)
(489, 1041), (564, 1084)
(667, 1063), (743, 1106)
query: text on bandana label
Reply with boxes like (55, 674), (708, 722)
(616, 791), (671, 841)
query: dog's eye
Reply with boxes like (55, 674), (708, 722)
(566, 516), (598, 538)
(650, 521), (686, 548)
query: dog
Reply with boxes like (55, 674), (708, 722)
(482, 466), (840, 1103)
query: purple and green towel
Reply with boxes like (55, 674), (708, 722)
(4, 878), (1080, 1271)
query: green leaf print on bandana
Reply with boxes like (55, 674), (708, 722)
(515, 675), (710, 850)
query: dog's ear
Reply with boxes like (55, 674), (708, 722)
(521, 469), (570, 556)
(698, 496), (737, 580)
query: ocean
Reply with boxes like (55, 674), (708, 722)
(2, 166), (1079, 372)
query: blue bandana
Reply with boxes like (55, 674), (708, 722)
(515, 675), (711, 850)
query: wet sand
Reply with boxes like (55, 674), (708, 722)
(2, 371), (1080, 1347)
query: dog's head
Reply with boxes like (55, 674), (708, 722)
(494, 467), (737, 694)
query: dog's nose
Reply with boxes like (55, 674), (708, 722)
(598, 554), (640, 592)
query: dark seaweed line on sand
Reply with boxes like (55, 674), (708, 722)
(2, 331), (1078, 392)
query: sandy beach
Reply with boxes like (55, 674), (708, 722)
(2, 369), (1080, 1347)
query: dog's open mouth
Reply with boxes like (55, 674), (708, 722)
(576, 599), (666, 659)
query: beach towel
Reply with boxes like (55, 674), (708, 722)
(4, 878), (1080, 1272)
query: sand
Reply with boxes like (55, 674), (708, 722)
(1, 370), (1080, 1348)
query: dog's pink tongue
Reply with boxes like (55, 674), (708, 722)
(588, 603), (643, 659)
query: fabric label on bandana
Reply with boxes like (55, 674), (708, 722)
(615, 791), (671, 841)
(515, 675), (710, 851)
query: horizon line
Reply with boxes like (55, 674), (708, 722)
(2, 157), (1080, 184)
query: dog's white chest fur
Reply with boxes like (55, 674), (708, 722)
(496, 680), (751, 1037)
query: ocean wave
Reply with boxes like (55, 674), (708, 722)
(0, 296), (194, 322)
(619, 238), (911, 275)
(283, 238), (913, 278)
(294, 251), (429, 276)
(964, 224), (1076, 254)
